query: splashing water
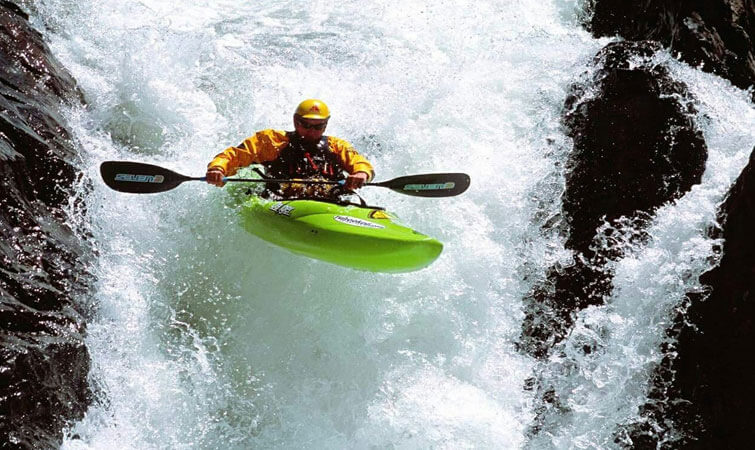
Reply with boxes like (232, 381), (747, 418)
(25, 0), (755, 447)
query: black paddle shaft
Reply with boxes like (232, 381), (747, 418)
(100, 161), (470, 197)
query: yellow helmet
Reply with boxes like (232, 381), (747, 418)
(295, 99), (330, 120)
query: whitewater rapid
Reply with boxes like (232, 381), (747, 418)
(27, 0), (755, 448)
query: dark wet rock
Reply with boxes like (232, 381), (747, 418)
(521, 40), (708, 442)
(519, 253), (613, 359)
(573, 1), (755, 444)
(562, 41), (707, 255)
(0, 2), (93, 448)
(587, 0), (755, 95)
(621, 147), (755, 449)
(520, 41), (707, 359)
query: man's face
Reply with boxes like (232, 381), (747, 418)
(294, 114), (328, 142)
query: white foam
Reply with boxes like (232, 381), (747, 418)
(29, 0), (753, 448)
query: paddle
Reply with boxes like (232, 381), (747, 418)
(100, 161), (470, 197)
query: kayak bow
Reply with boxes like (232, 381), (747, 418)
(240, 196), (443, 272)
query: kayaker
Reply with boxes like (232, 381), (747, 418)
(205, 99), (374, 199)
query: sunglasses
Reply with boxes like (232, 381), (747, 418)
(296, 118), (328, 130)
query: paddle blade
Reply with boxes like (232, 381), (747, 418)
(100, 161), (192, 194)
(376, 173), (471, 197)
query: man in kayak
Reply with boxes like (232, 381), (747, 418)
(205, 99), (374, 199)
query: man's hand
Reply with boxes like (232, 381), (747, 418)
(344, 172), (369, 191)
(206, 169), (226, 187)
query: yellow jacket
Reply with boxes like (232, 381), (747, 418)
(207, 129), (374, 179)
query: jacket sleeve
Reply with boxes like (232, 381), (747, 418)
(207, 129), (288, 176)
(327, 136), (375, 181)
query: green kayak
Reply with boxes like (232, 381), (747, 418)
(239, 196), (443, 272)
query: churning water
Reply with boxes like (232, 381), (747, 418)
(25, 0), (755, 447)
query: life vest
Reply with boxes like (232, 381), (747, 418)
(263, 132), (346, 181)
